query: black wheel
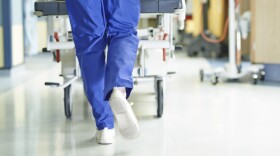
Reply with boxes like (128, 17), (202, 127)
(64, 85), (73, 118)
(252, 73), (258, 85)
(199, 69), (204, 82)
(211, 75), (219, 85)
(260, 70), (265, 81)
(156, 79), (164, 118)
(237, 65), (242, 73)
(137, 68), (147, 76)
(253, 78), (258, 85)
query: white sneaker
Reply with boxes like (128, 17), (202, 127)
(109, 88), (140, 139)
(95, 128), (115, 144)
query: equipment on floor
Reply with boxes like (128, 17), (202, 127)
(199, 0), (265, 85)
(187, 0), (228, 58)
(34, 0), (186, 118)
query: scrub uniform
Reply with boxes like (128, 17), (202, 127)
(66, 0), (140, 130)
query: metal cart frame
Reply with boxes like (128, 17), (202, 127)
(34, 0), (186, 118)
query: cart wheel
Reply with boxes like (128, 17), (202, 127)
(252, 73), (258, 85)
(137, 68), (147, 76)
(199, 69), (204, 82)
(260, 70), (265, 81)
(64, 85), (73, 118)
(211, 75), (219, 85)
(156, 79), (164, 118)
(253, 78), (258, 85)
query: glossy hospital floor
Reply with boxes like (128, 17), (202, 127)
(1, 52), (280, 156)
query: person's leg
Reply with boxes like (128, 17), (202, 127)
(103, 0), (141, 139)
(78, 48), (114, 130)
(66, 0), (114, 130)
(103, 0), (141, 100)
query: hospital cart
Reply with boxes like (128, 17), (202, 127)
(199, 0), (265, 85)
(34, 0), (186, 118)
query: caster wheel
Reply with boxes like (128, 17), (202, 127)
(211, 75), (219, 85)
(199, 69), (204, 82)
(237, 65), (242, 73)
(252, 73), (258, 85)
(260, 70), (265, 81)
(156, 79), (164, 118)
(64, 85), (73, 118)
(253, 79), (258, 85)
(137, 68), (147, 76)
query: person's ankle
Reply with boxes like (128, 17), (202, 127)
(115, 87), (126, 98)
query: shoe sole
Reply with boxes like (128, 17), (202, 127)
(110, 91), (140, 139)
(96, 138), (114, 145)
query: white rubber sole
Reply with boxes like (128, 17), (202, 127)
(96, 138), (114, 145)
(109, 89), (140, 139)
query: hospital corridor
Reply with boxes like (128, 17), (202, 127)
(1, 0), (280, 156)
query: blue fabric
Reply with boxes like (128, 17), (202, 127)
(66, 0), (140, 130)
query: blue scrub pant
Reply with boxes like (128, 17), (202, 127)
(66, 0), (140, 130)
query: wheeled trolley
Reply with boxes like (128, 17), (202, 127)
(34, 0), (185, 118)
(199, 0), (265, 86)
(199, 65), (265, 85)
